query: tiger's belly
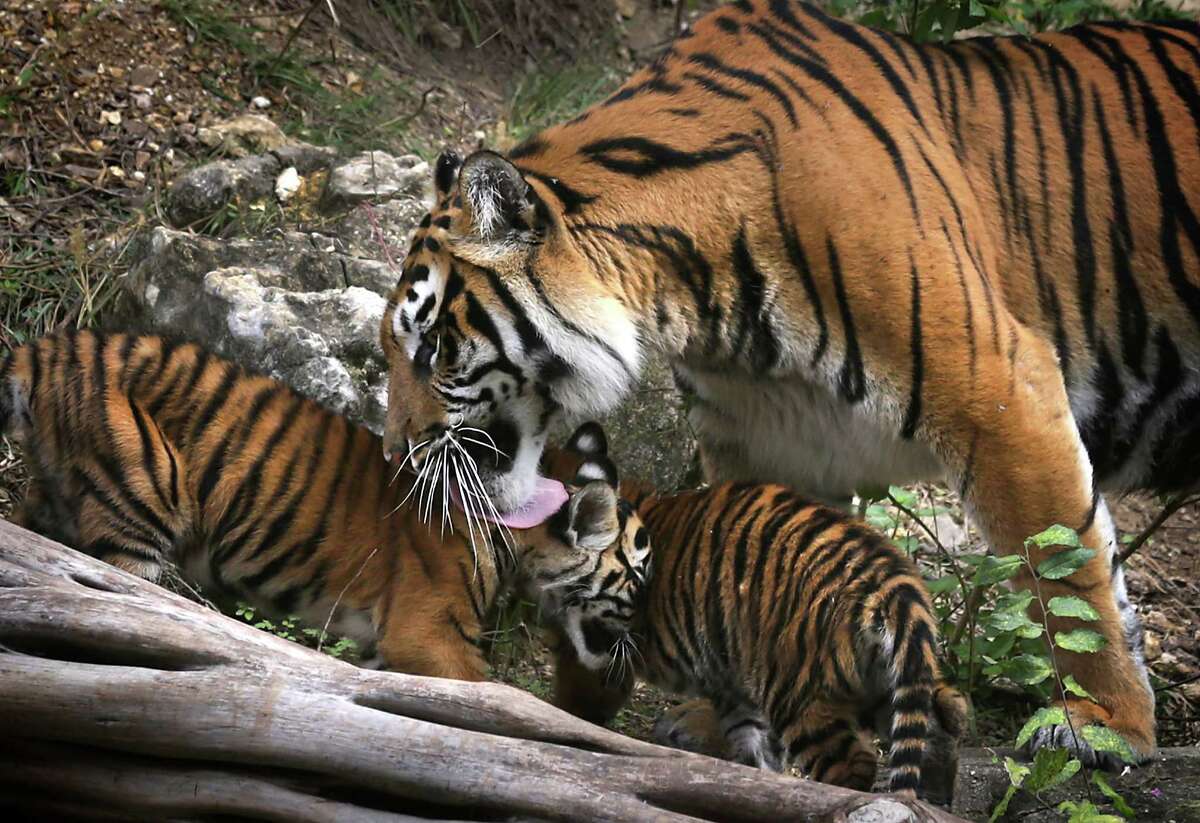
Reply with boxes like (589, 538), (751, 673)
(676, 366), (942, 501)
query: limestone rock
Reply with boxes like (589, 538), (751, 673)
(322, 151), (430, 210)
(124, 228), (395, 432)
(330, 197), (428, 260)
(170, 116), (336, 226)
(595, 356), (695, 493)
(203, 267), (388, 430)
(166, 154), (280, 227)
(196, 114), (290, 157)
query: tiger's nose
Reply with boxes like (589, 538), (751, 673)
(405, 423), (450, 470)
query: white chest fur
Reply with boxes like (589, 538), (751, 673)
(676, 365), (943, 501)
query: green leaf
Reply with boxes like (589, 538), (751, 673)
(1037, 547), (1096, 580)
(1027, 524), (1084, 551)
(925, 575), (961, 595)
(1003, 654), (1054, 686)
(995, 590), (1036, 611)
(1048, 596), (1100, 621)
(1079, 726), (1139, 765)
(1016, 706), (1067, 748)
(1092, 772), (1136, 819)
(1059, 800), (1124, 823)
(1045, 757), (1082, 790)
(986, 608), (1036, 633)
(1054, 628), (1108, 653)
(1004, 755), (1030, 787)
(1025, 746), (1069, 793)
(888, 485), (917, 507)
(1016, 623), (1046, 639)
(1062, 674), (1095, 700)
(974, 554), (1023, 586)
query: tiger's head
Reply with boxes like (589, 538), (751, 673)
(381, 150), (640, 514)
(536, 423), (653, 674)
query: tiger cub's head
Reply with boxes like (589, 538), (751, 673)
(380, 150), (638, 515)
(534, 423), (652, 673)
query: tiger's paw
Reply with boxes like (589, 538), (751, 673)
(1025, 698), (1155, 770)
(652, 699), (729, 760)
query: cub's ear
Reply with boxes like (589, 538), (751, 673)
(574, 456), (618, 489)
(566, 481), (620, 551)
(567, 421), (609, 458)
(434, 150), (463, 199)
(458, 150), (544, 243)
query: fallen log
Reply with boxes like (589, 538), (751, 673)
(0, 520), (965, 822)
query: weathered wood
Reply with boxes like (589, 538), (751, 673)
(0, 520), (967, 822)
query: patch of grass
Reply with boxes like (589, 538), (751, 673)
(284, 74), (428, 157)
(162, 0), (323, 94)
(0, 223), (130, 349)
(162, 0), (423, 156)
(504, 61), (622, 144)
(370, 0), (484, 47)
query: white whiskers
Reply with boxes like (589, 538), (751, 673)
(382, 422), (516, 574)
(604, 630), (642, 686)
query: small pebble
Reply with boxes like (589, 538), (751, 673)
(275, 166), (301, 202)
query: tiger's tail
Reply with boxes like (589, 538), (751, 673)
(874, 578), (968, 797)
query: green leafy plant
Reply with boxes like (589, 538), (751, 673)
(234, 604), (358, 661)
(867, 492), (1143, 820)
(823, 0), (1190, 42)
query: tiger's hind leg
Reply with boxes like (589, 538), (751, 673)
(656, 697), (782, 769)
(715, 698), (783, 771)
(783, 701), (878, 791)
(72, 397), (191, 584)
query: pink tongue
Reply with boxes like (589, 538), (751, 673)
(451, 476), (568, 529)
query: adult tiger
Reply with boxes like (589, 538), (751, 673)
(381, 0), (1200, 764)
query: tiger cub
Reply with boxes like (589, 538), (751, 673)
(543, 422), (969, 798)
(0, 330), (632, 681)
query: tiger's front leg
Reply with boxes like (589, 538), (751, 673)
(547, 626), (634, 725)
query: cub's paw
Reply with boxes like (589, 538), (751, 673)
(1025, 699), (1154, 770)
(652, 699), (729, 760)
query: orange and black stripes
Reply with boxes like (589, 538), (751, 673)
(1, 331), (636, 684)
(382, 1), (1194, 761)
(545, 423), (967, 797)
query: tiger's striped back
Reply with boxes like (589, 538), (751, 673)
(547, 422), (967, 798)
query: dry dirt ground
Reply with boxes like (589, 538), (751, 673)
(1, 0), (1198, 756)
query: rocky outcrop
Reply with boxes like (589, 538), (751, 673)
(124, 117), (696, 488)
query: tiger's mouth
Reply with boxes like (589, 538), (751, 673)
(456, 417), (519, 475)
(449, 475), (567, 529)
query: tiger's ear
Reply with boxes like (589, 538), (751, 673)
(567, 422), (609, 458)
(458, 150), (544, 243)
(574, 456), (618, 489)
(566, 481), (620, 551)
(434, 150), (463, 199)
